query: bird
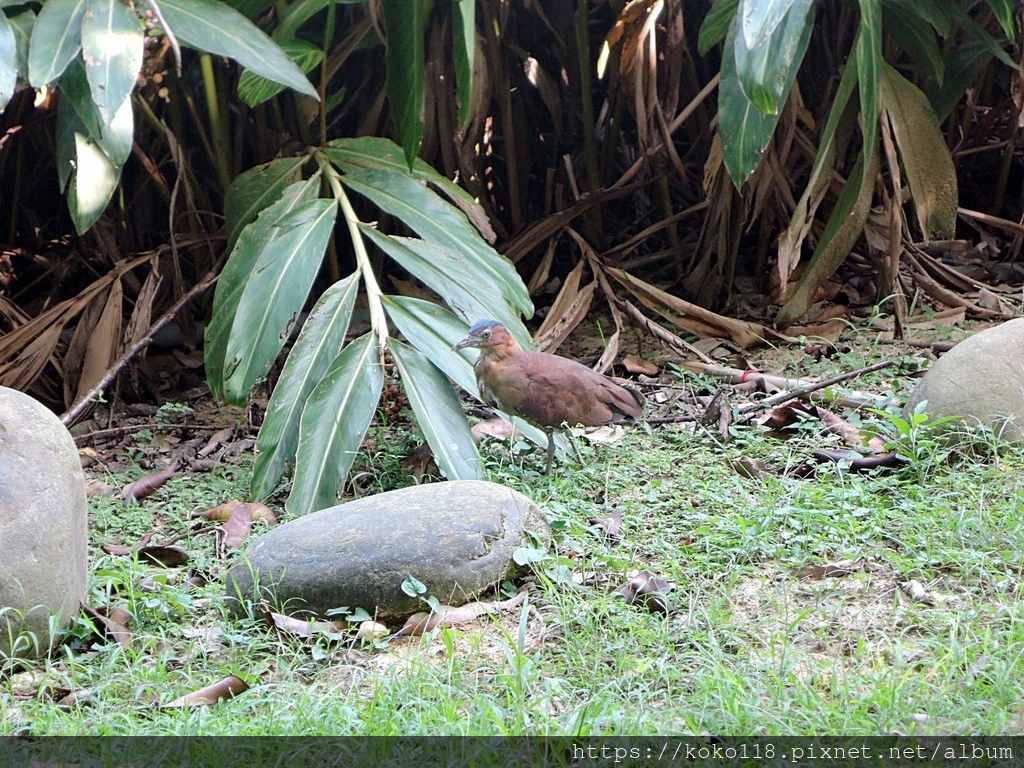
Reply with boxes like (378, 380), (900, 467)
(453, 319), (646, 474)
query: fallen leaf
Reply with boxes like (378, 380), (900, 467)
(356, 621), (389, 642)
(198, 427), (235, 458)
(796, 559), (863, 580)
(728, 457), (775, 480)
(616, 570), (673, 614)
(222, 503), (254, 550)
(269, 612), (346, 638)
(56, 689), (95, 709)
(396, 592), (528, 636)
(471, 416), (522, 442)
(573, 425), (624, 443)
(622, 354), (659, 375)
(101, 532), (154, 555)
(121, 461), (180, 501)
(137, 545), (190, 567)
(162, 675), (249, 708)
(82, 605), (132, 647)
(589, 509), (623, 538)
(192, 499), (242, 521)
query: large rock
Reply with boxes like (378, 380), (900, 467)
(226, 480), (550, 622)
(904, 318), (1024, 442)
(0, 387), (89, 658)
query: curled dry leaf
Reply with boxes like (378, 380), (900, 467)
(85, 478), (114, 497)
(356, 621), (390, 642)
(396, 592), (528, 637)
(616, 570), (673, 615)
(194, 499), (276, 524)
(198, 427), (235, 458)
(121, 460), (181, 501)
(222, 503), (254, 550)
(269, 612), (346, 638)
(162, 675), (249, 708)
(622, 354), (659, 375)
(471, 416), (522, 442)
(56, 688), (95, 709)
(82, 605), (132, 647)
(589, 509), (623, 538)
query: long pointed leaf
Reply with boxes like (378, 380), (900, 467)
(734, 0), (813, 114)
(325, 136), (495, 242)
(382, 0), (425, 168)
(340, 168), (532, 316)
(359, 227), (529, 345)
(206, 178), (321, 398)
(81, 0), (143, 125)
(27, 0), (85, 85)
(155, 0), (317, 98)
(251, 274), (360, 500)
(288, 332), (383, 516)
(881, 63), (956, 239)
(390, 340), (483, 481)
(223, 198), (337, 403)
(452, 0), (474, 126)
(698, 0), (739, 55)
(224, 156), (306, 252)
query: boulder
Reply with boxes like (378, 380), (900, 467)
(225, 480), (549, 622)
(0, 387), (89, 658)
(904, 318), (1024, 442)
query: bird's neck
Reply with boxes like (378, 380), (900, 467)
(477, 337), (520, 364)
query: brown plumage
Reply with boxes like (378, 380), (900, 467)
(453, 319), (645, 473)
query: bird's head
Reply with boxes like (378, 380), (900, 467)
(453, 320), (517, 355)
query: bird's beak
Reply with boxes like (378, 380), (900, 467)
(452, 334), (478, 352)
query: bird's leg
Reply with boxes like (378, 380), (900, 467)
(545, 428), (555, 475)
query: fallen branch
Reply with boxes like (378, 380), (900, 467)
(736, 360), (894, 416)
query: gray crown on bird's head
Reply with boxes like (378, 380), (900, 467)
(468, 319), (503, 334)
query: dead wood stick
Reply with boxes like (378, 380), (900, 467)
(62, 265), (221, 427)
(736, 360), (894, 416)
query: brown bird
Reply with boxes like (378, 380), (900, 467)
(453, 319), (645, 474)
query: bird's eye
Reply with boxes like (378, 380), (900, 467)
(482, 329), (492, 339)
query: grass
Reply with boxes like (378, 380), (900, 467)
(4, 336), (1024, 736)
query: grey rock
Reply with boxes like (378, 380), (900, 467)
(225, 480), (549, 622)
(0, 387), (89, 658)
(904, 318), (1024, 442)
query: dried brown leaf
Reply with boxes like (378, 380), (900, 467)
(101, 532), (154, 555)
(796, 559), (863, 580)
(616, 570), (673, 614)
(589, 509), (623, 538)
(82, 605), (132, 647)
(122, 461), (180, 501)
(222, 503), (254, 550)
(137, 545), (190, 567)
(269, 612), (346, 638)
(162, 675), (249, 708)
(622, 354), (658, 375)
(471, 417), (522, 442)
(198, 427), (235, 458)
(396, 592), (527, 636)
(192, 499), (243, 521)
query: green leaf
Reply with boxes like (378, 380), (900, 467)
(156, 0), (318, 99)
(777, 149), (880, 325)
(881, 64), (956, 239)
(382, 0), (425, 168)
(390, 339), (483, 481)
(0, 12), (16, 111)
(27, 0), (85, 85)
(739, 0), (797, 48)
(719, 8), (812, 186)
(698, 0), (739, 55)
(983, 0), (1016, 43)
(288, 332), (383, 516)
(881, 0), (944, 86)
(401, 573), (426, 597)
(224, 156), (306, 251)
(237, 39), (323, 108)
(927, 40), (992, 122)
(223, 198), (338, 403)
(325, 135), (495, 242)
(733, 0), (814, 115)
(275, 0), (367, 42)
(54, 59), (132, 232)
(206, 178), (322, 399)
(251, 273), (360, 500)
(452, 0), (474, 126)
(7, 8), (34, 80)
(359, 227), (527, 339)
(943, 1), (1015, 70)
(81, 0), (143, 125)
(340, 168), (532, 316)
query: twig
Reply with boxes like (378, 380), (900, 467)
(74, 422), (245, 443)
(62, 264), (222, 427)
(736, 360), (893, 416)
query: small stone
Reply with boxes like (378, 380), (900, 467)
(904, 318), (1024, 442)
(225, 480), (550, 622)
(0, 387), (89, 659)
(356, 621), (389, 642)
